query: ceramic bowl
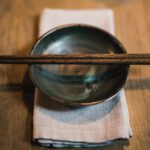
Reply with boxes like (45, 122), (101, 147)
(29, 24), (129, 106)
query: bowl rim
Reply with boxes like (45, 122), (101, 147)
(28, 23), (130, 106)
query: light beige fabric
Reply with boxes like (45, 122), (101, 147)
(33, 9), (132, 148)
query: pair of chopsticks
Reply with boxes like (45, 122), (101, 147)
(0, 54), (150, 65)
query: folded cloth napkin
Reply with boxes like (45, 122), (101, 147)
(33, 9), (132, 148)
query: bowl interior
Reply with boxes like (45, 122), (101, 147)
(29, 25), (129, 105)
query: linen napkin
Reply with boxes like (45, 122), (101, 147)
(33, 9), (132, 148)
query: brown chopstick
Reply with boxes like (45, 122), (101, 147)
(0, 54), (150, 65)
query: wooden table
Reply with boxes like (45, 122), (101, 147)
(0, 0), (150, 149)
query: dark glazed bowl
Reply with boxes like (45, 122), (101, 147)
(29, 24), (129, 106)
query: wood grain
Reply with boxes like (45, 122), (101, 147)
(0, 0), (150, 150)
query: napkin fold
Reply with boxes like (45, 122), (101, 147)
(33, 9), (132, 148)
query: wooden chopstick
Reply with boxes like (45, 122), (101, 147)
(0, 54), (150, 65)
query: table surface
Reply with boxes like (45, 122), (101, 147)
(0, 0), (150, 149)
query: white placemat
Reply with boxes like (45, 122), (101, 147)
(33, 9), (132, 148)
